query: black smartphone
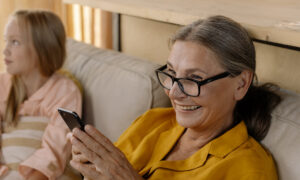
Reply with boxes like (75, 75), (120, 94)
(58, 108), (85, 131)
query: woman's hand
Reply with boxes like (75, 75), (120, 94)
(70, 125), (143, 180)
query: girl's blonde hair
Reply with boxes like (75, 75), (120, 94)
(5, 10), (66, 126)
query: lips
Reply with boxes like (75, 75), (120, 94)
(4, 59), (12, 65)
(176, 104), (201, 111)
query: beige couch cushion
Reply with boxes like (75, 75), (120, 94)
(262, 89), (300, 180)
(64, 39), (171, 141)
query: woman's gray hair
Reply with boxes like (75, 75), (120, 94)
(170, 15), (255, 77)
(170, 15), (281, 141)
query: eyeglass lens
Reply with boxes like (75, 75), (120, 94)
(157, 72), (199, 96)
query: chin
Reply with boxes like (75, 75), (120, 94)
(6, 68), (20, 75)
(174, 108), (204, 128)
(5, 68), (13, 74)
(6, 69), (15, 75)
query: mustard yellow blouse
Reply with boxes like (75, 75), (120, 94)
(115, 108), (278, 180)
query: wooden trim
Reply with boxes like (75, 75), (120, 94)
(93, 8), (101, 47)
(100, 10), (113, 49)
(80, 5), (84, 41)
(91, 8), (95, 45)
(63, 0), (300, 47)
(65, 4), (75, 37)
(53, 0), (64, 17)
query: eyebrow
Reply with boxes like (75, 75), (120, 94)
(166, 61), (208, 75)
(3, 35), (21, 39)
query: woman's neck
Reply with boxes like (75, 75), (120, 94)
(165, 116), (234, 161)
(20, 70), (50, 98)
(184, 116), (234, 148)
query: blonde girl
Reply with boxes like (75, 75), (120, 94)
(0, 10), (82, 179)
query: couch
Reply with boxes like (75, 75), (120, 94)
(64, 39), (300, 180)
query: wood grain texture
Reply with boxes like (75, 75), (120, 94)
(120, 15), (300, 93)
(63, 0), (300, 47)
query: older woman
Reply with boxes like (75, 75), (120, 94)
(69, 15), (281, 179)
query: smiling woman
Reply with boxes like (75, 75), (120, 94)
(69, 15), (281, 180)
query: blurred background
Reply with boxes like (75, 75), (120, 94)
(0, 0), (113, 72)
(0, 0), (299, 93)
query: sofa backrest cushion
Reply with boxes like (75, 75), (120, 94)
(65, 39), (171, 141)
(262, 89), (300, 180)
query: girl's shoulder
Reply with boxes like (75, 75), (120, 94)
(51, 70), (82, 94)
(37, 71), (82, 105)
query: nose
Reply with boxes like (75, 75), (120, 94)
(168, 81), (186, 99)
(2, 44), (10, 57)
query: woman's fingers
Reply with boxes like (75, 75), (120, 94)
(70, 160), (106, 180)
(84, 125), (115, 151)
(71, 127), (128, 178)
(68, 132), (90, 163)
(66, 132), (73, 141)
(72, 128), (109, 157)
(71, 127), (142, 180)
(72, 126), (128, 163)
(84, 125), (123, 159)
(72, 152), (89, 163)
(72, 143), (81, 155)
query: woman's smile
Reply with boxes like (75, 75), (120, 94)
(175, 104), (202, 111)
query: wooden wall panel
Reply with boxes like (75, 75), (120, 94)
(63, 4), (112, 49)
(63, 0), (300, 47)
(255, 42), (300, 93)
(120, 15), (300, 93)
(99, 10), (112, 49)
(121, 15), (179, 64)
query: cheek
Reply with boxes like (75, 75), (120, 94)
(164, 89), (174, 105)
(198, 83), (236, 111)
(13, 48), (28, 60)
(16, 50), (38, 70)
(164, 89), (171, 99)
(202, 80), (235, 100)
(22, 50), (38, 65)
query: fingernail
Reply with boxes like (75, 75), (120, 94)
(73, 128), (79, 134)
(70, 136), (78, 144)
(85, 124), (93, 132)
(85, 124), (90, 130)
(70, 136), (74, 143)
(66, 132), (73, 140)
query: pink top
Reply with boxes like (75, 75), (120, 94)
(0, 72), (82, 179)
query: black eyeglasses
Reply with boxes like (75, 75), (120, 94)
(155, 65), (230, 97)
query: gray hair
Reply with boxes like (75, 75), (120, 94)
(170, 15), (281, 141)
(171, 15), (255, 77)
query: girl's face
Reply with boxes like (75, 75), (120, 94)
(2, 17), (39, 76)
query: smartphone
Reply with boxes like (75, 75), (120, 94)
(58, 108), (85, 131)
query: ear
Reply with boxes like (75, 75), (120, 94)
(234, 70), (253, 101)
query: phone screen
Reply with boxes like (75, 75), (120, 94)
(58, 108), (85, 131)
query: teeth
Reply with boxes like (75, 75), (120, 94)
(177, 105), (201, 111)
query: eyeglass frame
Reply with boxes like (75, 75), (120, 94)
(155, 64), (231, 97)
